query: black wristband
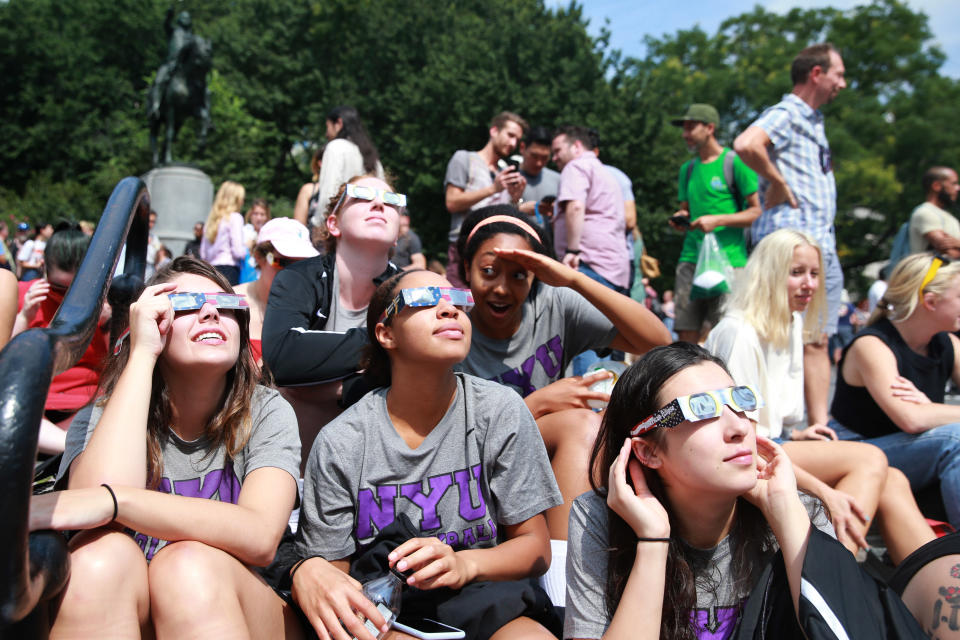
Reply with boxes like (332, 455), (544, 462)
(565, 249), (581, 255)
(290, 555), (324, 582)
(101, 483), (118, 522)
(636, 537), (671, 543)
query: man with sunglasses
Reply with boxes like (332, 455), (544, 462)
(734, 42), (847, 435)
(13, 225), (110, 454)
(908, 166), (960, 258)
(443, 111), (529, 286)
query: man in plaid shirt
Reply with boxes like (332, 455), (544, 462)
(734, 42), (847, 434)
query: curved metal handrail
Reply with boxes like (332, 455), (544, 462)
(0, 177), (149, 630)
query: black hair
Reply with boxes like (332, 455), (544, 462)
(360, 269), (428, 389)
(44, 226), (89, 273)
(590, 343), (774, 640)
(326, 105), (381, 174)
(524, 125), (554, 147)
(455, 205), (553, 284)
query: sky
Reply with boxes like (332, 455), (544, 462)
(555, 0), (959, 78)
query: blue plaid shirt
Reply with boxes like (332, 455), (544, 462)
(749, 93), (837, 253)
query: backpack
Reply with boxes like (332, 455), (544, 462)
(684, 148), (745, 211)
(886, 222), (911, 278)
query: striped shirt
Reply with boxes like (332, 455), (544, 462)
(750, 93), (837, 253)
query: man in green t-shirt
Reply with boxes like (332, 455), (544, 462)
(668, 103), (761, 343)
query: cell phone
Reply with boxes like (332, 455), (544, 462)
(505, 158), (520, 171)
(669, 214), (691, 228)
(392, 617), (465, 639)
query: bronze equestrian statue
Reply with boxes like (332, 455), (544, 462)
(147, 9), (213, 166)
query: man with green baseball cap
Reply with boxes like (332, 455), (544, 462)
(668, 103), (761, 343)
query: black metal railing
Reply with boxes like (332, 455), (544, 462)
(0, 177), (148, 636)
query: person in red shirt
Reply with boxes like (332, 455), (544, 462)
(13, 224), (109, 453)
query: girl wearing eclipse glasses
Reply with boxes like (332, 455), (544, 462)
(32, 256), (303, 638)
(289, 268), (562, 640)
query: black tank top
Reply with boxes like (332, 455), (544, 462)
(831, 317), (954, 439)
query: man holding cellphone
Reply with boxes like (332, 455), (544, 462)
(669, 103), (761, 344)
(443, 111), (528, 286)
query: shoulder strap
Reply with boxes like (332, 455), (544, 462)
(723, 149), (745, 210)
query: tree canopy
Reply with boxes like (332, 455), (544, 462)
(1, 0), (957, 292)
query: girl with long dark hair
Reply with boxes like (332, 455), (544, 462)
(564, 343), (925, 639)
(32, 256), (302, 638)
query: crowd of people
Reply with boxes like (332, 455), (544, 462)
(11, 41), (960, 640)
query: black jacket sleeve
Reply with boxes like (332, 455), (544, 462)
(735, 527), (926, 640)
(261, 261), (368, 386)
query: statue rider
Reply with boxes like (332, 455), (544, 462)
(149, 9), (194, 118)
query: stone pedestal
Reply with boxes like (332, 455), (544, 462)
(141, 166), (214, 256)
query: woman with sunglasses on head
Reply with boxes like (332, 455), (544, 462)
(564, 342), (926, 640)
(704, 229), (935, 563)
(291, 268), (562, 640)
(830, 253), (960, 530)
(30, 256), (302, 638)
(262, 175), (402, 466)
(235, 217), (318, 367)
(201, 180), (248, 285)
(455, 206), (671, 541)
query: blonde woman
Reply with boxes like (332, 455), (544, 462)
(705, 229), (935, 563)
(831, 252), (960, 529)
(200, 180), (247, 284)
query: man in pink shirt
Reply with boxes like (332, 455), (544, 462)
(551, 125), (631, 293)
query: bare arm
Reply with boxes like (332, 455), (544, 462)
(445, 182), (496, 214)
(293, 182), (315, 226)
(389, 514), (551, 589)
(493, 247), (671, 354)
(406, 252), (426, 270)
(689, 191), (762, 233)
(843, 334), (960, 433)
(734, 126), (797, 209)
(923, 230), (960, 258)
(623, 200), (637, 232)
(31, 466), (296, 567)
(0, 269), (19, 349)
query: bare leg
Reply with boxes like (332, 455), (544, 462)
(900, 554), (960, 638)
(803, 339), (831, 426)
(149, 540), (303, 640)
(877, 467), (936, 565)
(536, 408), (601, 540)
(489, 616), (556, 639)
(782, 440), (887, 551)
(50, 529), (150, 640)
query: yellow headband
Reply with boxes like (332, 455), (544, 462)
(919, 256), (945, 300)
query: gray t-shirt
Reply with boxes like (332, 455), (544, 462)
(521, 167), (561, 203)
(328, 266), (369, 332)
(57, 386), (301, 561)
(443, 150), (511, 243)
(457, 284), (618, 397)
(296, 373), (562, 560)
(392, 230), (423, 268)
(564, 491), (834, 640)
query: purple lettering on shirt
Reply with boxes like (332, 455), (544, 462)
(356, 485), (398, 539)
(461, 526), (477, 547)
(499, 355), (537, 397)
(400, 474), (453, 531)
(534, 335), (564, 378)
(476, 521), (492, 541)
(174, 469), (224, 499)
(691, 605), (740, 640)
(445, 531), (460, 546)
(157, 477), (172, 494)
(453, 464), (486, 521)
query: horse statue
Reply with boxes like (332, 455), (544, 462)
(147, 10), (213, 166)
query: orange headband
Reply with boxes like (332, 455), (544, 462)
(465, 215), (541, 246)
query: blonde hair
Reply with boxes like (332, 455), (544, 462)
(205, 181), (246, 243)
(725, 229), (827, 349)
(870, 253), (960, 325)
